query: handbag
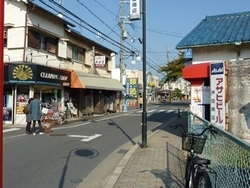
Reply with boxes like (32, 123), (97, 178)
(22, 106), (29, 115)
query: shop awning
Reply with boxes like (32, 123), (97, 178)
(182, 63), (210, 80)
(71, 71), (125, 91)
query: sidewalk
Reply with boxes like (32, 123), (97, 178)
(105, 113), (188, 188)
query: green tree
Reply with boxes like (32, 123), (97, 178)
(172, 88), (183, 100)
(159, 51), (185, 102)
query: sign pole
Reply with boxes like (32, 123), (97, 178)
(141, 0), (147, 148)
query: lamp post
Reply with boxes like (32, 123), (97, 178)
(141, 0), (147, 148)
(0, 1), (4, 186)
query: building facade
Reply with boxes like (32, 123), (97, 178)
(176, 11), (250, 140)
(4, 0), (124, 125)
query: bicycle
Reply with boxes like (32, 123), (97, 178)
(41, 107), (66, 125)
(170, 123), (217, 188)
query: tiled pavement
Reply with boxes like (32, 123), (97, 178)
(105, 114), (188, 188)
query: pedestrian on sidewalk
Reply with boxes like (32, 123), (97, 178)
(139, 95), (143, 109)
(29, 94), (46, 135)
(25, 98), (33, 134)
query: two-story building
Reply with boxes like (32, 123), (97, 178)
(4, 0), (124, 125)
(176, 11), (250, 139)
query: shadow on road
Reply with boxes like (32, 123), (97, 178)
(107, 119), (136, 145)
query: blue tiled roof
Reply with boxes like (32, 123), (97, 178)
(176, 11), (250, 49)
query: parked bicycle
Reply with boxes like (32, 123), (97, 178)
(170, 123), (217, 188)
(41, 107), (66, 125)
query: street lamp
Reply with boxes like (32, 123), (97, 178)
(141, 0), (147, 148)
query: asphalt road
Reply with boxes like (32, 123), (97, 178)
(3, 102), (189, 188)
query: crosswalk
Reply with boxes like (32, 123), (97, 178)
(135, 109), (177, 114)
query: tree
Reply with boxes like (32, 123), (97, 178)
(159, 51), (185, 102)
(172, 88), (183, 100)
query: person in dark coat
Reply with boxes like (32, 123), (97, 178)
(51, 97), (59, 112)
(25, 98), (33, 134)
(29, 94), (46, 135)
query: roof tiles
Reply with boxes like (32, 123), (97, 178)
(176, 11), (250, 49)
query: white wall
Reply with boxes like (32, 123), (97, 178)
(5, 1), (26, 27)
(192, 44), (250, 64)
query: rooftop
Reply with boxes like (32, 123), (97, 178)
(176, 11), (250, 49)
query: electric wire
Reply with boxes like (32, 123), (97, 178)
(40, 0), (134, 54)
(75, 0), (133, 49)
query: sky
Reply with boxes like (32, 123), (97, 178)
(34, 0), (250, 80)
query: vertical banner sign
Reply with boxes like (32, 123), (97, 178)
(129, 0), (141, 21)
(210, 62), (225, 129)
(125, 78), (138, 96)
(125, 78), (130, 95)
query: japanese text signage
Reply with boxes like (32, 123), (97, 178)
(94, 56), (106, 68)
(210, 62), (225, 129)
(129, 0), (141, 21)
(126, 78), (138, 96)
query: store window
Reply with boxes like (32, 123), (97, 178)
(16, 85), (29, 115)
(3, 85), (13, 121)
(28, 30), (57, 54)
(67, 44), (85, 62)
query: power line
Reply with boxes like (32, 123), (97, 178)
(93, 0), (119, 18)
(39, 0), (134, 54)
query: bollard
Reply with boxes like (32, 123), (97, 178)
(178, 108), (181, 118)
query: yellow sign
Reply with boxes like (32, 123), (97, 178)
(13, 65), (33, 81)
(150, 82), (155, 87)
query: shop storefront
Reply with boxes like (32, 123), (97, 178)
(3, 62), (71, 125)
(68, 71), (124, 116)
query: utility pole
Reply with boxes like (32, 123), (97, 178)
(119, 1), (125, 85)
(166, 48), (171, 102)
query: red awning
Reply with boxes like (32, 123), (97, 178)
(182, 63), (210, 80)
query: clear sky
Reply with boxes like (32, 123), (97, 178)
(35, 0), (250, 79)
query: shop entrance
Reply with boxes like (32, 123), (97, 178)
(34, 87), (62, 105)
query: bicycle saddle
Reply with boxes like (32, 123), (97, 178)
(193, 156), (211, 165)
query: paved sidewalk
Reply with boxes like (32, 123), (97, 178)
(105, 113), (188, 188)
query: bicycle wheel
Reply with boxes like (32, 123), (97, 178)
(185, 157), (194, 188)
(195, 171), (212, 188)
(59, 113), (66, 124)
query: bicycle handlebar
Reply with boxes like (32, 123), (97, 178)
(170, 123), (217, 138)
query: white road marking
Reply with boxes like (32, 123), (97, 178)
(158, 109), (165, 112)
(147, 109), (156, 113)
(3, 128), (21, 133)
(167, 110), (175, 113)
(68, 134), (102, 142)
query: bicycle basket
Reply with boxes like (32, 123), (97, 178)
(182, 133), (207, 154)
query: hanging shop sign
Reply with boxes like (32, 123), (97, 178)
(129, 0), (141, 21)
(210, 61), (225, 129)
(126, 78), (138, 96)
(36, 65), (71, 86)
(94, 56), (106, 68)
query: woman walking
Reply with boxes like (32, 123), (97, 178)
(25, 98), (33, 134)
(29, 94), (46, 135)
